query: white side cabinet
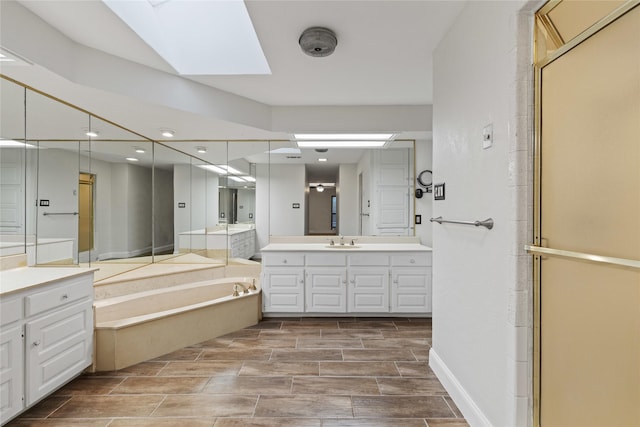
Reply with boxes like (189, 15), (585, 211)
(0, 271), (94, 425)
(262, 253), (305, 313)
(391, 253), (432, 313)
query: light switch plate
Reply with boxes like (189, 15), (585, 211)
(483, 124), (493, 149)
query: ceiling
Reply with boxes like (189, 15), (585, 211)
(1, 0), (462, 173)
(14, 0), (464, 107)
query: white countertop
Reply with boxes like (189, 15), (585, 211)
(0, 266), (97, 296)
(261, 243), (432, 252)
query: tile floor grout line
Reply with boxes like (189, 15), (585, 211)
(147, 394), (168, 417)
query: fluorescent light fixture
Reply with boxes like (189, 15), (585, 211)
(228, 176), (246, 183)
(198, 164), (244, 175)
(0, 139), (37, 148)
(267, 147), (301, 154)
(126, 157), (139, 162)
(0, 53), (14, 62)
(242, 176), (256, 182)
(160, 129), (175, 138)
(318, 158), (328, 162)
(294, 133), (394, 141)
(196, 146), (207, 153)
(134, 147), (146, 153)
(85, 130), (99, 137)
(297, 140), (388, 148)
(102, 0), (270, 75)
(309, 182), (335, 187)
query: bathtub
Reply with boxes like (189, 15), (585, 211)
(93, 276), (261, 371)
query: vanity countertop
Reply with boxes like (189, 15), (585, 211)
(261, 243), (432, 252)
(0, 266), (97, 296)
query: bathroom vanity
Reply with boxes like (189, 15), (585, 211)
(178, 225), (256, 259)
(0, 266), (95, 425)
(261, 237), (432, 316)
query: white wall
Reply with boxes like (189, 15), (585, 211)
(430, 1), (533, 427)
(236, 188), (254, 223)
(338, 164), (358, 235)
(414, 138), (433, 247)
(36, 148), (79, 259)
(269, 164), (306, 236)
(154, 167), (174, 252)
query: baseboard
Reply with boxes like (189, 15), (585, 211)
(429, 348), (493, 427)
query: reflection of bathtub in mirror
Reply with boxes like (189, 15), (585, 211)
(178, 224), (256, 259)
(0, 235), (74, 265)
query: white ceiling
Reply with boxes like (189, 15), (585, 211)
(1, 0), (462, 172)
(15, 0), (464, 107)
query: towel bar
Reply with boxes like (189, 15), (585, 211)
(430, 216), (494, 230)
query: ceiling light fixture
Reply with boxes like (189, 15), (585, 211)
(316, 184), (325, 192)
(126, 157), (139, 162)
(196, 146), (207, 153)
(160, 129), (175, 138)
(293, 133), (395, 149)
(299, 27), (337, 57)
(85, 129), (99, 138)
(134, 147), (146, 153)
(297, 140), (388, 148)
(318, 158), (328, 162)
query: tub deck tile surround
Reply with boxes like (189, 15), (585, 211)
(6, 317), (469, 427)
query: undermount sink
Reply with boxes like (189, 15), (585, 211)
(325, 245), (361, 249)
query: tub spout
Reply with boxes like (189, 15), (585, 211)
(248, 279), (257, 292)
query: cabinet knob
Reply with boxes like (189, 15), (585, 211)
(410, 259), (415, 264)
(350, 280), (355, 284)
(299, 279), (304, 284)
(33, 340), (41, 347)
(283, 259), (287, 264)
(61, 294), (69, 300)
(393, 280), (398, 284)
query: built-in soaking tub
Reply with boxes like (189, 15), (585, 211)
(93, 276), (261, 371)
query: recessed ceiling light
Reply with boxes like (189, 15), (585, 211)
(126, 157), (139, 162)
(196, 146), (207, 153)
(134, 147), (146, 153)
(318, 158), (328, 162)
(85, 129), (99, 137)
(160, 129), (175, 138)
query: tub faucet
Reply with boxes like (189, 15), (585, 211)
(233, 283), (250, 297)
(339, 235), (344, 246)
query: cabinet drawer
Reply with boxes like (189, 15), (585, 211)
(1, 296), (22, 326)
(306, 254), (347, 266)
(349, 253), (390, 266)
(25, 275), (92, 317)
(263, 253), (305, 266)
(391, 253), (431, 267)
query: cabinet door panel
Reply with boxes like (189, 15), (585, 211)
(26, 301), (93, 405)
(0, 326), (24, 424)
(263, 268), (304, 312)
(391, 268), (431, 313)
(306, 268), (346, 313)
(348, 267), (389, 313)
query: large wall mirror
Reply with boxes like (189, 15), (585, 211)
(0, 77), (416, 280)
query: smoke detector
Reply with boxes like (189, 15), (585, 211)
(299, 27), (337, 57)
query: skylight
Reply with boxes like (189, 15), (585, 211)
(103, 0), (270, 75)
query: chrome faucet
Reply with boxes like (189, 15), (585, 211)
(233, 283), (250, 297)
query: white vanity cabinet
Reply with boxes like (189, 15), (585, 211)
(261, 243), (432, 316)
(390, 254), (432, 313)
(0, 269), (94, 425)
(262, 253), (305, 313)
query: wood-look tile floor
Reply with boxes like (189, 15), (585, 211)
(8, 317), (469, 427)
